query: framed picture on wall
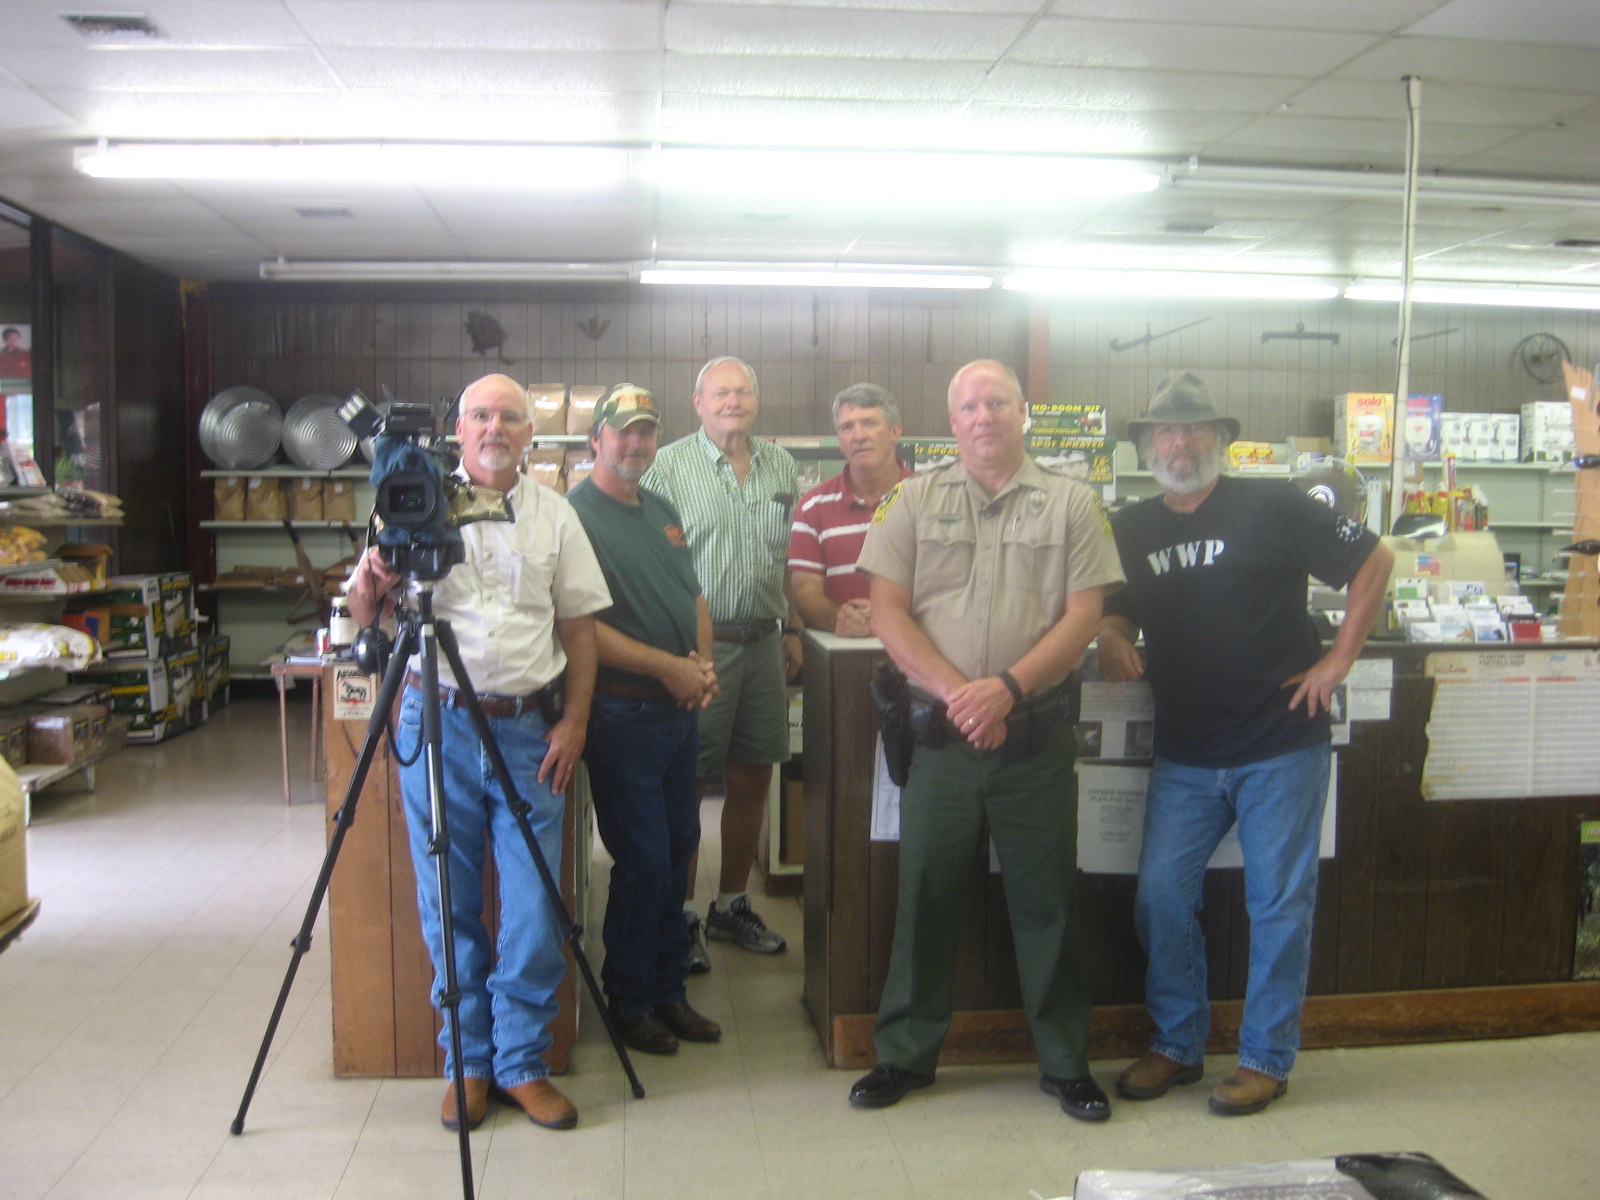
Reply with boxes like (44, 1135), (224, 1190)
(0, 323), (31, 382)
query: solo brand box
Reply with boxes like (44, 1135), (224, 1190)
(1334, 392), (1394, 464)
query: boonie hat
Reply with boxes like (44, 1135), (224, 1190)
(594, 384), (661, 432)
(1126, 371), (1240, 445)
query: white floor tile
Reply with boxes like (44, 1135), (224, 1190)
(2, 693), (1597, 1199)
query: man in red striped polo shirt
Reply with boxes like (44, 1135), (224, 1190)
(788, 384), (911, 637)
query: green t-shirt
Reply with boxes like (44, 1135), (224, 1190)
(567, 480), (702, 677)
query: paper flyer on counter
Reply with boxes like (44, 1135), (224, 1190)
(1077, 758), (1338, 875)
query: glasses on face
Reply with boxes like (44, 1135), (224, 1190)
(1151, 423), (1214, 444)
(463, 407), (528, 430)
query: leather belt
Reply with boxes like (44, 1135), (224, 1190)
(595, 675), (675, 703)
(405, 670), (550, 719)
(712, 619), (778, 643)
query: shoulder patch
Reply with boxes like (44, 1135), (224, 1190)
(871, 482), (902, 526)
(1094, 499), (1113, 540)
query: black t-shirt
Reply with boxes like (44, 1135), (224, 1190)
(1104, 476), (1379, 768)
(567, 480), (701, 685)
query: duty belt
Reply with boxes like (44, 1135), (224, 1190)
(712, 619), (779, 643)
(405, 670), (553, 719)
(594, 672), (676, 703)
(906, 674), (1081, 763)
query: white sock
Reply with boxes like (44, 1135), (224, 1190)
(715, 891), (745, 912)
(682, 902), (697, 921)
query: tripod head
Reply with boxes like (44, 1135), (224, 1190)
(351, 576), (438, 678)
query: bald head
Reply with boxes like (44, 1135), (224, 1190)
(947, 359), (1023, 408)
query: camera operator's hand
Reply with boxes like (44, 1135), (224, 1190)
(346, 546), (401, 626)
(537, 714), (585, 796)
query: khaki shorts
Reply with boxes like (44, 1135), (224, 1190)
(697, 630), (790, 776)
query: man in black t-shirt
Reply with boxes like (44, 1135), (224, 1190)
(1099, 372), (1392, 1117)
(567, 385), (723, 1057)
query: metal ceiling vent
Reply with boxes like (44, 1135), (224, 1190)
(62, 13), (165, 39)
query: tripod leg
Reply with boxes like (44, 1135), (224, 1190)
(436, 621), (647, 1100)
(413, 616), (478, 1200)
(231, 626), (417, 1136)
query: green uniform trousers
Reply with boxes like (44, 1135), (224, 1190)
(873, 725), (1090, 1079)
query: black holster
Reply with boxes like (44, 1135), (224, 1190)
(868, 660), (915, 787)
(539, 675), (565, 725)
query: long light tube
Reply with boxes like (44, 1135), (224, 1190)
(76, 142), (629, 187)
(258, 260), (632, 282)
(640, 266), (993, 289)
(1346, 282), (1600, 310)
(647, 148), (1160, 202)
(1004, 269), (1340, 300)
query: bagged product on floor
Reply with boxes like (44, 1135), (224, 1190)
(1072, 1152), (1487, 1200)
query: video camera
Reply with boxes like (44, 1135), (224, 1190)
(339, 389), (513, 581)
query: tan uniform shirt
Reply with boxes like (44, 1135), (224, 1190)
(856, 455), (1124, 686)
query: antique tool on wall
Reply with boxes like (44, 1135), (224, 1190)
(1108, 316), (1211, 351)
(279, 518), (329, 625)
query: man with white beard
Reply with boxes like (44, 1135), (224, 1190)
(1097, 371), (1391, 1118)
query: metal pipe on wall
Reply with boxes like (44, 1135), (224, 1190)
(1388, 75), (1423, 530)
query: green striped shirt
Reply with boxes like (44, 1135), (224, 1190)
(642, 429), (798, 625)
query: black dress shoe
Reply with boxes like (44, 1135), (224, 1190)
(612, 1010), (678, 1055)
(848, 1062), (934, 1109)
(1040, 1074), (1111, 1122)
(654, 999), (721, 1043)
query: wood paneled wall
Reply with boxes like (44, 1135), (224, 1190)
(208, 282), (1598, 447)
(1047, 296), (1600, 445)
(207, 282), (1028, 441)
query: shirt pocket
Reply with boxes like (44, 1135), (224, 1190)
(511, 542), (557, 610)
(915, 521), (976, 599)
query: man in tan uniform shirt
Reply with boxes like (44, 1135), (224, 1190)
(848, 360), (1125, 1118)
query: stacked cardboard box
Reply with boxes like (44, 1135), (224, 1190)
(201, 635), (231, 711)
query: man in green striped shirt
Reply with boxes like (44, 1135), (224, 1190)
(642, 356), (800, 966)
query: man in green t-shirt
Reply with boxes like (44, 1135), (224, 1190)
(566, 385), (722, 1056)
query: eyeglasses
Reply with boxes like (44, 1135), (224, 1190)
(1151, 423), (1216, 443)
(462, 407), (529, 429)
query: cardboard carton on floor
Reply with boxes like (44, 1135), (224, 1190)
(0, 763), (25, 923)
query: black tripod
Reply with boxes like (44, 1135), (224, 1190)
(231, 579), (645, 1200)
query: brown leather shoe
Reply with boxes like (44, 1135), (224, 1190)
(493, 1079), (578, 1130)
(613, 1010), (679, 1055)
(1208, 1066), (1288, 1116)
(1116, 1052), (1204, 1100)
(440, 1076), (491, 1131)
(654, 999), (721, 1043)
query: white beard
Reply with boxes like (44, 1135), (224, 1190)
(1152, 441), (1228, 495)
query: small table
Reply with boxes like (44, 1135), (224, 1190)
(269, 659), (325, 805)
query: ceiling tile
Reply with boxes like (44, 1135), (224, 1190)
(0, 47), (338, 91)
(320, 48), (660, 93)
(1282, 79), (1589, 128)
(285, 1), (661, 51)
(972, 64), (1301, 113)
(662, 53), (990, 101)
(665, 4), (1031, 59)
(1334, 36), (1600, 94)
(1046, 0), (1449, 34)
(1406, 0), (1600, 46)
(1015, 18), (1380, 74)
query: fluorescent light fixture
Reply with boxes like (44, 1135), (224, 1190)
(76, 142), (628, 187)
(1345, 281), (1600, 310)
(1004, 269), (1339, 300)
(258, 260), (632, 283)
(640, 266), (993, 290)
(646, 148), (1159, 203)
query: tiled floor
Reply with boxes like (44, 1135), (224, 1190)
(2, 693), (1597, 1199)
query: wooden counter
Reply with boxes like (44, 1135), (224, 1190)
(322, 668), (588, 1077)
(801, 634), (1600, 1069)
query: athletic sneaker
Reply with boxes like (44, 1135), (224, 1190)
(686, 912), (712, 975)
(704, 895), (786, 954)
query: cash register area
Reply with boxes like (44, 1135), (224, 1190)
(1, 695), (1595, 1200)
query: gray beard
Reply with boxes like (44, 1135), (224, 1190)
(1152, 443), (1228, 495)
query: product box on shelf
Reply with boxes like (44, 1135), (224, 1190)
(64, 575), (164, 659)
(1402, 395), (1443, 461)
(1521, 400), (1575, 461)
(165, 646), (203, 729)
(0, 714), (27, 769)
(1490, 413), (1520, 462)
(158, 572), (196, 647)
(0, 773), (25, 924)
(69, 657), (171, 722)
(26, 702), (108, 765)
(1334, 392), (1394, 464)
(201, 635), (231, 708)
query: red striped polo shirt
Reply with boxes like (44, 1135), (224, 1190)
(787, 465), (911, 605)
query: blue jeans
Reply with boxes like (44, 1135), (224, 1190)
(397, 687), (566, 1087)
(1133, 741), (1331, 1081)
(583, 694), (700, 1018)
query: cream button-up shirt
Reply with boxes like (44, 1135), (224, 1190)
(417, 473), (611, 696)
